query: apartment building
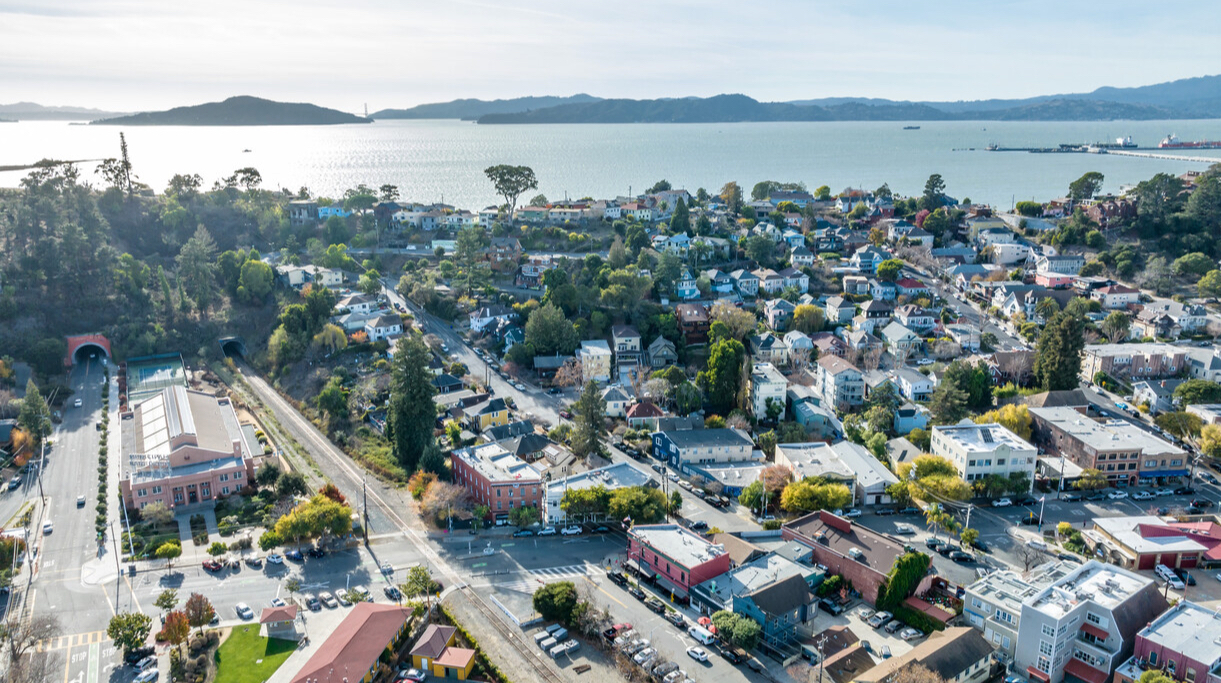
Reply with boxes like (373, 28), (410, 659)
(1113, 601), (1221, 683)
(963, 562), (1080, 659)
(1081, 344), (1187, 382)
(930, 422), (1037, 490)
(751, 362), (787, 421)
(450, 443), (543, 524)
(1014, 561), (1168, 683)
(651, 428), (756, 470)
(817, 355), (864, 412)
(577, 340), (612, 383)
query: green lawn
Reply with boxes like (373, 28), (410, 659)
(214, 626), (297, 683)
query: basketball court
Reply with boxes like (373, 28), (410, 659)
(124, 354), (187, 405)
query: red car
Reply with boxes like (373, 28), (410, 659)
(559, 410), (572, 419)
(202, 560), (223, 572)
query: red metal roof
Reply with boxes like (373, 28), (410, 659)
(1027, 666), (1051, 683)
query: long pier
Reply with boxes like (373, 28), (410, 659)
(1106, 149), (1221, 163)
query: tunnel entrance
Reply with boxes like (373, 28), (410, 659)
(219, 337), (247, 358)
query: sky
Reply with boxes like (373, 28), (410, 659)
(3, 0), (1220, 113)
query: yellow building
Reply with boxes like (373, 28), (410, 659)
(467, 398), (510, 432)
(410, 625), (476, 680)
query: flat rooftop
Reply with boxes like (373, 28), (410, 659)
(630, 524), (726, 570)
(784, 511), (904, 574)
(1093, 515), (1207, 555)
(694, 553), (821, 607)
(452, 443), (538, 484)
(933, 422), (1035, 453)
(967, 570), (1044, 615)
(1136, 601), (1221, 665)
(1100, 420), (1184, 457)
(1027, 559), (1152, 618)
(545, 461), (652, 497)
(1083, 343), (1184, 358)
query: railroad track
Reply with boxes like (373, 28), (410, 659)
(463, 589), (566, 683)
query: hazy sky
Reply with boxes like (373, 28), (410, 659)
(3, 0), (1219, 113)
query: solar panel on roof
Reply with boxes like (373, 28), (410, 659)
(981, 429), (994, 443)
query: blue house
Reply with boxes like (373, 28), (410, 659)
(893, 402), (930, 435)
(732, 573), (816, 656)
(675, 269), (699, 300)
(318, 206), (353, 220)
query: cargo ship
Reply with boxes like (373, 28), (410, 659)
(1159, 134), (1221, 149)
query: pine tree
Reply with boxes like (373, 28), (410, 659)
(386, 335), (438, 472)
(670, 198), (690, 235)
(1033, 311), (1085, 391)
(571, 381), (606, 459)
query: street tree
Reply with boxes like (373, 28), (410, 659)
(155, 541), (182, 570)
(1174, 379), (1221, 407)
(483, 165), (538, 213)
(106, 613), (152, 655)
(1074, 469), (1108, 490)
(387, 334), (437, 472)
(16, 379), (50, 449)
(508, 505), (540, 529)
(710, 301), (756, 340)
(184, 592), (215, 635)
(154, 589), (179, 615)
(404, 565), (439, 610)
(876, 259), (903, 282)
(161, 611), (190, 654)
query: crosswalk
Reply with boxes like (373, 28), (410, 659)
(492, 563), (600, 592)
(36, 630), (109, 652)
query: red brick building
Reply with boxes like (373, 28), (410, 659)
(782, 511), (908, 605)
(627, 524), (731, 598)
(675, 304), (710, 345)
(451, 443), (542, 525)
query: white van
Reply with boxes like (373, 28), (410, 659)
(1156, 564), (1185, 589)
(687, 625), (715, 645)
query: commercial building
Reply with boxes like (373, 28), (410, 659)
(1188, 403), (1221, 425)
(690, 550), (824, 614)
(1014, 560), (1168, 683)
(651, 428), (757, 470)
(781, 511), (908, 604)
(772, 442), (897, 507)
(542, 460), (653, 524)
(1081, 344), (1188, 382)
(1086, 515), (1221, 570)
(1113, 601), (1221, 683)
(1029, 407), (1188, 486)
(931, 422), (1037, 490)
(290, 603), (411, 683)
(120, 386), (257, 511)
(450, 443), (542, 524)
(856, 628), (996, 683)
(626, 524), (731, 599)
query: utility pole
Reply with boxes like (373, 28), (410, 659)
(1037, 495), (1046, 532)
(965, 504), (972, 531)
(1057, 450), (1067, 499)
(362, 474), (369, 544)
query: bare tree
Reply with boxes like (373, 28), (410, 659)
(726, 413), (750, 430)
(1207, 320), (1221, 341)
(931, 340), (962, 361)
(420, 482), (470, 523)
(788, 347), (812, 372)
(889, 664), (946, 683)
(859, 346), (883, 372)
(554, 358), (585, 388)
(704, 480), (724, 496)
(641, 379), (671, 406)
(890, 343), (914, 368)
(994, 351), (1034, 387)
(1016, 542), (1049, 572)
(0, 615), (61, 683)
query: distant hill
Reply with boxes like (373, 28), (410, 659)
(371, 94), (601, 120)
(91, 96), (371, 126)
(476, 94), (1179, 124)
(0, 102), (124, 121)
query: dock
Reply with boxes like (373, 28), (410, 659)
(1106, 149), (1221, 163)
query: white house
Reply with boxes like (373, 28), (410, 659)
(880, 321), (922, 353)
(791, 246), (815, 268)
(778, 267), (809, 293)
(895, 367), (936, 402)
(365, 314), (403, 342)
(1089, 284), (1139, 310)
(470, 305), (515, 333)
(931, 421), (1036, 489)
(750, 362), (787, 421)
(601, 385), (632, 418)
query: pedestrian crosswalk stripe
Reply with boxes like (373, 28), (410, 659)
(35, 631), (108, 652)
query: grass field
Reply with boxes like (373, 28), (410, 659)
(213, 626), (296, 683)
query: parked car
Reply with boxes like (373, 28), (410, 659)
(1085, 491), (1108, 501)
(991, 498), (1013, 508)
(1175, 487), (1196, 496)
(319, 591), (338, 608)
(202, 560), (223, 572)
(717, 645), (747, 664)
(235, 603), (254, 619)
(875, 507), (897, 516)
(558, 410), (572, 419)
(899, 627), (924, 641)
(307, 546), (327, 558)
(380, 562), (395, 574)
(1190, 499), (1215, 509)
(270, 597), (286, 607)
(512, 529), (534, 537)
(1133, 491), (1156, 501)
(606, 570), (628, 586)
(899, 507), (921, 515)
(634, 648), (657, 665)
(867, 611), (892, 628)
(881, 645), (892, 659)
(819, 599), (845, 615)
(384, 585), (402, 601)
(666, 611), (685, 627)
(950, 550), (974, 563)
(560, 526), (583, 536)
(924, 537), (944, 549)
(134, 656), (157, 672)
(592, 526), (610, 533)
(267, 553), (284, 564)
(689, 520), (708, 532)
(244, 555), (262, 568)
(537, 526), (557, 536)
(645, 598), (666, 614)
(134, 670), (160, 683)
(76, 495), (86, 507)
(1061, 492), (1083, 502)
(884, 619), (904, 634)
(397, 669), (427, 683)
(1175, 568), (1197, 586)
(125, 647), (156, 665)
(284, 549), (304, 562)
(893, 524), (916, 535)
(686, 647), (708, 662)
(627, 585), (647, 600)
(1156, 487), (1176, 497)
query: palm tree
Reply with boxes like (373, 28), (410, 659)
(924, 503), (953, 540)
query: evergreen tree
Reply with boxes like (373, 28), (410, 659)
(1033, 311), (1085, 391)
(697, 338), (745, 416)
(571, 381), (606, 459)
(670, 198), (690, 235)
(17, 378), (51, 449)
(386, 335), (437, 472)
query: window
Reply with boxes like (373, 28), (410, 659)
(222, 487), (230, 495)
(1186, 668), (1197, 682)
(969, 460), (976, 467)
(1002, 636), (1011, 650)
(1038, 657), (1051, 673)
(1149, 652), (1158, 666)
(1040, 640), (1053, 657)
(497, 489), (502, 497)
(1167, 661), (1176, 675)
(1172, 459), (1183, 466)
(136, 488), (148, 498)
(997, 459), (1006, 466)
(972, 598), (983, 609)
(1145, 460), (1157, 468)
(234, 471), (242, 479)
(219, 473), (229, 482)
(1085, 612), (1105, 627)
(1042, 625), (1055, 637)
(152, 486), (162, 494)
(496, 502), (502, 510)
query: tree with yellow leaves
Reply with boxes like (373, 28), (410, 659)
(975, 403), (1033, 441)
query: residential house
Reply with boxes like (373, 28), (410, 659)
(810, 332), (849, 359)
(842, 275), (870, 296)
(577, 340), (612, 383)
(749, 332), (790, 365)
(991, 242), (1033, 266)
(735, 574), (818, 657)
(532, 354), (572, 381)
(1113, 601), (1221, 683)
(336, 293), (378, 315)
(611, 325), (643, 379)
(601, 385), (632, 418)
(1014, 561), (1167, 683)
(932, 246), (979, 264)
(850, 246), (889, 274)
(119, 387), (256, 511)
(846, 329), (882, 355)
(778, 266), (810, 293)
(675, 269), (699, 300)
(769, 189), (815, 207)
(931, 421), (1037, 489)
(751, 362), (787, 421)
(857, 300), (893, 334)
(783, 331), (814, 360)
(626, 400), (666, 430)
(704, 269), (734, 295)
(626, 524), (731, 600)
(817, 355), (864, 411)
(514, 206), (549, 223)
(647, 336), (678, 369)
(410, 625), (476, 680)
(451, 442), (542, 524)
(787, 388), (843, 440)
(651, 428), (757, 470)
(895, 277), (931, 299)
(1035, 254), (1086, 276)
(824, 296), (856, 325)
(675, 303), (710, 345)
(893, 305), (936, 333)
(880, 322), (922, 355)
(469, 305), (515, 333)
(432, 373), (463, 394)
(1134, 301), (1208, 339)
(486, 237), (522, 263)
(1131, 379), (1183, 415)
(946, 324), (982, 352)
(730, 269), (760, 297)
(869, 279), (897, 301)
(287, 200), (318, 226)
(1034, 272), (1076, 289)
(1090, 284), (1140, 310)
(893, 403), (930, 435)
(516, 255), (554, 289)
(764, 299), (797, 331)
(364, 314), (403, 342)
(895, 367), (935, 402)
(1081, 343), (1187, 382)
(791, 246), (816, 268)
(290, 603), (411, 683)
(856, 628), (995, 683)
(755, 268), (785, 295)
(466, 397), (510, 433)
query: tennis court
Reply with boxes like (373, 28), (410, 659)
(125, 354), (187, 404)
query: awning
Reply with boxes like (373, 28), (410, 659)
(1064, 658), (1109, 683)
(1027, 666), (1052, 683)
(1080, 623), (1108, 641)
(655, 575), (688, 599)
(1138, 470), (1188, 479)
